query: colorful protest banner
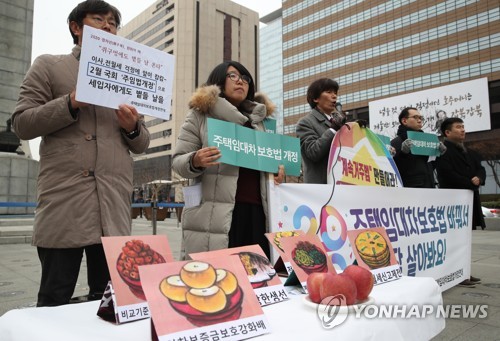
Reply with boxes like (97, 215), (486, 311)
(327, 122), (403, 187)
(77, 26), (175, 120)
(369, 77), (490, 138)
(407, 131), (441, 156)
(100, 235), (174, 323)
(207, 118), (301, 176)
(268, 184), (472, 291)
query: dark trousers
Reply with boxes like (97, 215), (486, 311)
(229, 202), (270, 259)
(36, 244), (110, 307)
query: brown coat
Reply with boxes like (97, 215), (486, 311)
(12, 46), (150, 248)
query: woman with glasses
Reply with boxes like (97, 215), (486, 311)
(173, 61), (284, 259)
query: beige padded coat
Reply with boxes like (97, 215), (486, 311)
(172, 85), (275, 258)
(12, 46), (150, 248)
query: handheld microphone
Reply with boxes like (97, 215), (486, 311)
(332, 102), (347, 127)
(335, 102), (343, 114)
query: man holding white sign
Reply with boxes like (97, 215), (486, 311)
(11, 0), (150, 307)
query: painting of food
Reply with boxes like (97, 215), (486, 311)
(159, 261), (244, 327)
(273, 231), (301, 252)
(237, 251), (277, 288)
(116, 239), (166, 299)
(354, 231), (390, 269)
(291, 240), (327, 274)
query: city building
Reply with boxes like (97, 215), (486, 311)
(0, 0), (38, 213)
(119, 0), (259, 180)
(1, 0), (33, 158)
(259, 9), (284, 134)
(281, 0), (500, 154)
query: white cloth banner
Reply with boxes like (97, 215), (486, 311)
(268, 184), (472, 291)
(369, 77), (490, 138)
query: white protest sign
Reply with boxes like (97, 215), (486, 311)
(76, 25), (174, 120)
(268, 184), (472, 291)
(369, 77), (490, 138)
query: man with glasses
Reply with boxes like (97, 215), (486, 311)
(390, 107), (441, 188)
(11, 0), (150, 306)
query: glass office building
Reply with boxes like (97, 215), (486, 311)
(120, 0), (259, 177)
(260, 9), (284, 134)
(281, 0), (500, 152)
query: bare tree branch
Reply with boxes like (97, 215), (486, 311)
(486, 160), (500, 188)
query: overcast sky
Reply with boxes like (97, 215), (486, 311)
(31, 0), (282, 62)
(28, 0), (282, 159)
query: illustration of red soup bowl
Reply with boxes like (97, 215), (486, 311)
(116, 239), (166, 300)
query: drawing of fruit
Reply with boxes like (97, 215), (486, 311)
(159, 275), (188, 303)
(116, 239), (166, 300)
(160, 261), (244, 327)
(273, 231), (300, 252)
(186, 286), (227, 314)
(180, 261), (217, 289)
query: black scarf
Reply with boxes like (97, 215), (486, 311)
(396, 124), (423, 140)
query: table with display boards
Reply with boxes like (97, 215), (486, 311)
(0, 276), (444, 340)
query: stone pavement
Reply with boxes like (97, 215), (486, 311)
(0, 216), (499, 340)
(0, 216), (183, 315)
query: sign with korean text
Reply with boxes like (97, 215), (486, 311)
(369, 77), (490, 138)
(77, 25), (174, 120)
(100, 235), (174, 323)
(327, 122), (403, 187)
(375, 133), (391, 151)
(347, 227), (402, 285)
(407, 131), (441, 156)
(207, 118), (301, 176)
(263, 118), (277, 134)
(190, 244), (288, 307)
(139, 258), (270, 340)
(268, 184), (472, 291)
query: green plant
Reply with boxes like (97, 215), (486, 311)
(481, 201), (500, 209)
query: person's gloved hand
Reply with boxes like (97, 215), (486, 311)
(355, 119), (367, 128)
(401, 139), (413, 154)
(438, 142), (447, 155)
(388, 146), (396, 157)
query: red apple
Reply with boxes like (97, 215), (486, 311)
(342, 265), (374, 301)
(320, 273), (357, 305)
(306, 272), (335, 303)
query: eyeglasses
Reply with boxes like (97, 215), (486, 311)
(226, 72), (252, 85)
(408, 115), (424, 121)
(90, 16), (118, 29)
